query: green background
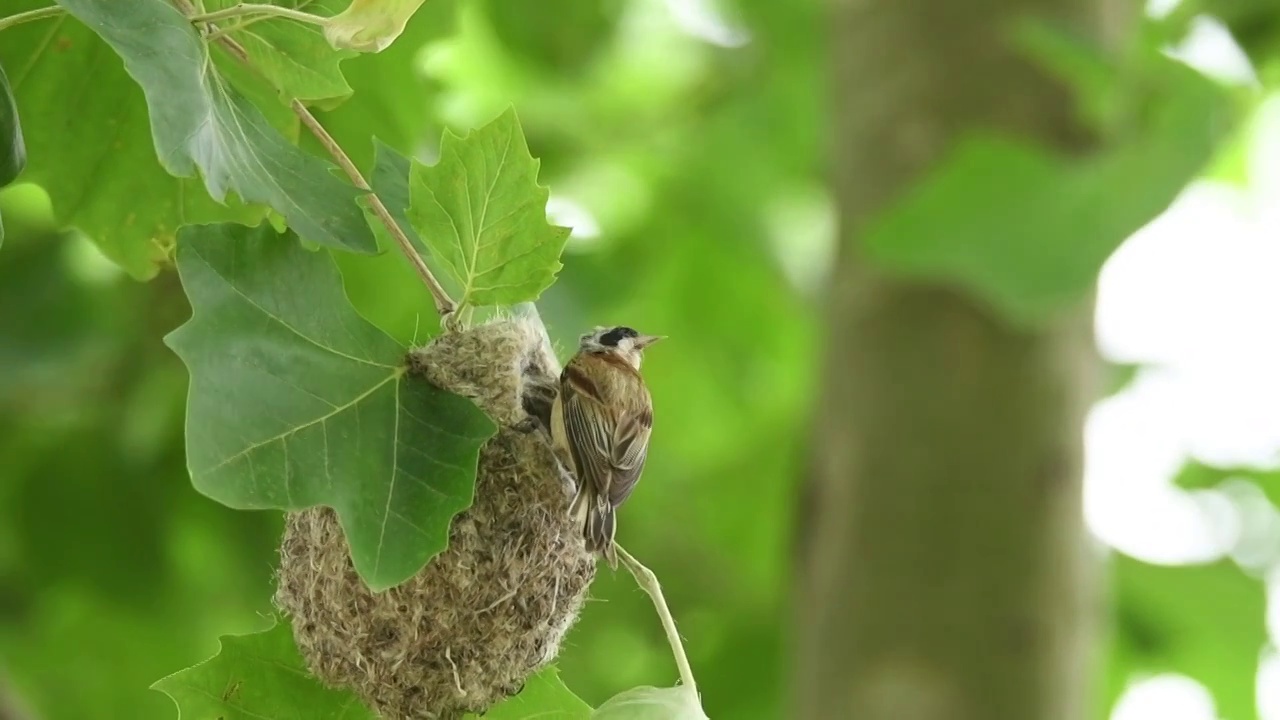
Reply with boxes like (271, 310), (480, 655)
(2, 0), (1280, 718)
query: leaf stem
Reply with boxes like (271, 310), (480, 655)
(0, 5), (64, 33)
(173, 0), (458, 320)
(290, 99), (458, 318)
(615, 544), (699, 695)
(188, 3), (326, 27)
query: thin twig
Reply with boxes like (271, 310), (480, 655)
(188, 3), (326, 26)
(291, 99), (457, 318)
(202, 19), (255, 43)
(204, 0), (321, 40)
(615, 544), (698, 694)
(0, 5), (64, 33)
(210, 29), (251, 62)
(170, 0), (458, 319)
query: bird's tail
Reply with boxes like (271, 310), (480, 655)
(569, 483), (618, 569)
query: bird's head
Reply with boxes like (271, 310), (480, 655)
(579, 325), (665, 369)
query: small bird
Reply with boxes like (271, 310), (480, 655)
(551, 325), (664, 568)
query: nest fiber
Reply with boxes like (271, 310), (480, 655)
(275, 314), (596, 719)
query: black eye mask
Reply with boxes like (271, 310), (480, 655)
(599, 326), (639, 347)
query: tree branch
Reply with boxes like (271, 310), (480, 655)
(171, 0), (458, 319)
(291, 100), (457, 319)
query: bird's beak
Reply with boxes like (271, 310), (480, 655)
(634, 334), (666, 349)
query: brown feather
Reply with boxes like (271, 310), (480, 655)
(557, 350), (653, 561)
(562, 362), (603, 403)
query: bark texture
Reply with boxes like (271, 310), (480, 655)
(794, 1), (1120, 719)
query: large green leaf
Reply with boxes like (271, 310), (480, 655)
(165, 222), (496, 591)
(408, 107), (571, 310)
(57, 0), (377, 256)
(201, 0), (356, 106)
(0, 3), (263, 277)
(152, 620), (376, 719)
(862, 53), (1235, 327)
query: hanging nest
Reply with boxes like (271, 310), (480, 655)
(273, 311), (596, 719)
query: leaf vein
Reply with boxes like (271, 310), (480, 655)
(189, 240), (397, 369)
(199, 371), (402, 475)
(398, 405), (487, 441)
(373, 373), (405, 575)
(469, 239), (559, 282)
(463, 125), (515, 300)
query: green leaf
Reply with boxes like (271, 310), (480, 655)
(57, 0), (377, 257)
(469, 668), (593, 720)
(592, 685), (708, 719)
(408, 107), (570, 310)
(202, 0), (356, 107)
(862, 53), (1235, 327)
(1106, 555), (1266, 720)
(152, 620), (377, 719)
(209, 40), (306, 140)
(164, 222), (496, 591)
(311, 0), (457, 171)
(324, 0), (430, 52)
(369, 139), (423, 248)
(367, 138), (464, 300)
(0, 3), (264, 277)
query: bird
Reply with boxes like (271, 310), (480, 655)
(550, 325), (664, 568)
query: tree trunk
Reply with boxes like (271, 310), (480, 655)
(794, 2), (1122, 719)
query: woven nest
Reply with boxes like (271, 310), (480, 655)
(274, 312), (596, 719)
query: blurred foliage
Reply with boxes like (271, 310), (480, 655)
(0, 199), (282, 717)
(1, 0), (1280, 719)
(1103, 555), (1268, 720)
(868, 26), (1238, 327)
(1198, 0), (1280, 83)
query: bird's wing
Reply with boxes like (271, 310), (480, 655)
(561, 362), (617, 502)
(608, 402), (651, 508)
